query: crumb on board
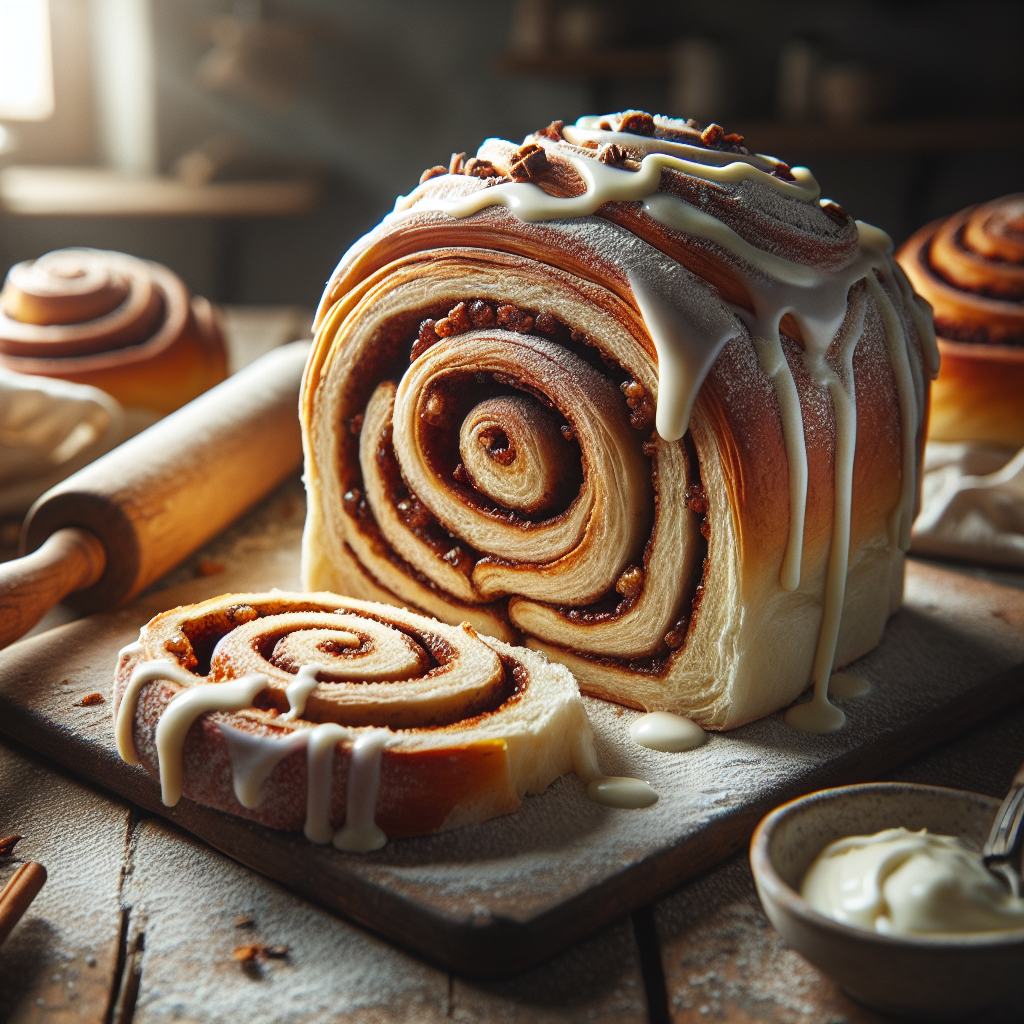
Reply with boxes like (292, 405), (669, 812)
(0, 834), (23, 857)
(76, 693), (105, 707)
(234, 915), (254, 929)
(232, 943), (288, 962)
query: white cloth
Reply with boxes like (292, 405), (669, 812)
(911, 441), (1024, 569)
(0, 369), (147, 518)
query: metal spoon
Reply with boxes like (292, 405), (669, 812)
(983, 761), (1024, 897)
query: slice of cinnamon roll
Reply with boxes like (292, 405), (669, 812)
(113, 592), (604, 848)
(0, 248), (227, 414)
(302, 111), (938, 732)
(896, 194), (1024, 448)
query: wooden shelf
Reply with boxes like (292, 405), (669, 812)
(732, 119), (1024, 157)
(496, 48), (672, 80)
(0, 166), (321, 217)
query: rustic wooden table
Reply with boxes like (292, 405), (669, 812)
(2, 319), (1022, 1023)
(1, 674), (1021, 1024)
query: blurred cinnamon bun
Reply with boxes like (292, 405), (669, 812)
(897, 195), (1024, 448)
(0, 248), (227, 414)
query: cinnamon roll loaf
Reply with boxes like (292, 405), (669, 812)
(114, 592), (602, 848)
(896, 195), (1024, 448)
(302, 111), (938, 732)
(0, 248), (227, 414)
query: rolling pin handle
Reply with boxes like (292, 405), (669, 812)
(0, 527), (106, 651)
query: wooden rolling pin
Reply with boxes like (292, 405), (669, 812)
(0, 340), (310, 651)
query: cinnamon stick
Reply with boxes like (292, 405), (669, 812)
(0, 862), (47, 947)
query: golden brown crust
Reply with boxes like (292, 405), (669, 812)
(0, 249), (227, 413)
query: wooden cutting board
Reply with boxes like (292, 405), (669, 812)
(0, 480), (1022, 977)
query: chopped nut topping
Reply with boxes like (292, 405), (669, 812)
(536, 120), (564, 141)
(598, 143), (626, 165)
(419, 165), (447, 184)
(620, 380), (653, 429)
(820, 199), (848, 225)
(508, 142), (548, 182)
(560, 424), (575, 442)
(0, 834), (22, 857)
(618, 111), (655, 136)
(76, 693), (105, 707)
(615, 565), (644, 601)
(449, 152), (466, 175)
(463, 157), (499, 178)
(348, 413), (364, 436)
(435, 301), (472, 338)
(700, 123), (725, 147)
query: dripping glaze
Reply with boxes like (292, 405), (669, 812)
(114, 656), (655, 851)
(396, 115), (938, 733)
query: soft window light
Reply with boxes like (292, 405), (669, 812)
(0, 0), (55, 121)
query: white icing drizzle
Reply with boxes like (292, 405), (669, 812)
(115, 658), (202, 764)
(332, 729), (391, 852)
(586, 776), (659, 809)
(281, 661), (330, 721)
(303, 722), (347, 843)
(218, 724), (308, 808)
(572, 729), (659, 808)
(155, 673), (269, 806)
(629, 711), (707, 753)
(751, 333), (808, 590)
(828, 672), (871, 699)
(394, 135), (940, 731)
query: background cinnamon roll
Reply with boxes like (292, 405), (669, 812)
(0, 248), (227, 415)
(302, 111), (937, 732)
(896, 194), (1024, 449)
(114, 592), (597, 849)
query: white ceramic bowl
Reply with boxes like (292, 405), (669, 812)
(750, 782), (1024, 1022)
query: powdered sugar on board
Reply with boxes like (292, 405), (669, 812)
(0, 480), (1020, 973)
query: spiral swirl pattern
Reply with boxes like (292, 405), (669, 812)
(303, 111), (934, 730)
(897, 195), (1024, 447)
(113, 592), (593, 843)
(0, 248), (227, 413)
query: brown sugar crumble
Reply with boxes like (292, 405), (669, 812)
(76, 693), (105, 707)
(233, 943), (288, 962)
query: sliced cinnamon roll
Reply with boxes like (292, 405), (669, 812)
(113, 592), (604, 848)
(0, 248), (227, 414)
(896, 194), (1024, 448)
(303, 111), (938, 732)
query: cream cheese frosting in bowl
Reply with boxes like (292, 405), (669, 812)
(749, 782), (1024, 1021)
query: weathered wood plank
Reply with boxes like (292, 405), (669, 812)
(0, 739), (128, 1024)
(119, 816), (451, 1024)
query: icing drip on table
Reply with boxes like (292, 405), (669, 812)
(586, 776), (659, 809)
(629, 711), (707, 752)
(828, 672), (871, 699)
(396, 116), (939, 732)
